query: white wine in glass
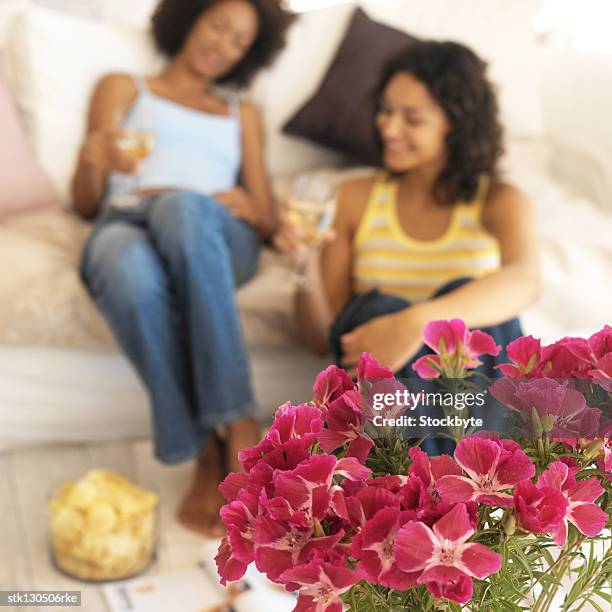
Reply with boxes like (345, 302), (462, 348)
(110, 98), (158, 209)
(286, 198), (334, 248)
(287, 173), (337, 283)
(115, 132), (156, 161)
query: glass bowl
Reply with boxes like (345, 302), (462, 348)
(48, 469), (159, 582)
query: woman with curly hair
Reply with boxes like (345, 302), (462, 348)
(74, 0), (293, 536)
(278, 40), (539, 391)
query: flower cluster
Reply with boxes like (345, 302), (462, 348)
(491, 327), (612, 444)
(216, 322), (612, 611)
(497, 325), (612, 384)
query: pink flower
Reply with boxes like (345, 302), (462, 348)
(216, 536), (249, 585)
(590, 353), (612, 392)
(539, 337), (592, 377)
(352, 506), (420, 589)
(318, 390), (374, 464)
(358, 352), (394, 383)
(218, 471), (250, 503)
(416, 566), (474, 604)
(365, 474), (409, 492)
(496, 335), (541, 377)
(408, 447), (463, 496)
(597, 428), (612, 478)
(219, 489), (259, 568)
(514, 480), (568, 534)
(216, 461), (278, 585)
(265, 455), (370, 528)
(530, 327), (612, 383)
(436, 436), (535, 507)
(238, 402), (323, 473)
(395, 503), (502, 605)
(278, 560), (359, 612)
(400, 448), (469, 525)
(568, 326), (612, 387)
(490, 378), (601, 439)
(313, 365), (355, 411)
(537, 461), (607, 545)
(253, 518), (343, 583)
(412, 319), (501, 379)
(412, 353), (444, 378)
(345, 485), (400, 531)
(588, 325), (612, 359)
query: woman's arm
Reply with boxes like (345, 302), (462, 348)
(292, 178), (371, 354)
(72, 74), (139, 219)
(409, 182), (540, 327)
(215, 103), (277, 239)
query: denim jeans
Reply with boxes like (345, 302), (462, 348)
(79, 191), (261, 464)
(330, 277), (524, 455)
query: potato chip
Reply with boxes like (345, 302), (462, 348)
(86, 501), (118, 532)
(64, 480), (98, 510)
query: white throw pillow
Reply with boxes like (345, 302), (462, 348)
(4, 5), (162, 204)
(0, 0), (27, 46)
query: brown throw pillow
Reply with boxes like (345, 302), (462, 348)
(283, 8), (418, 165)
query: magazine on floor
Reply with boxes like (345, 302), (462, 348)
(102, 541), (297, 612)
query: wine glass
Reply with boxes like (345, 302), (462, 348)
(110, 103), (156, 209)
(286, 172), (338, 284)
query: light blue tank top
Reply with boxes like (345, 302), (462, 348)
(104, 76), (241, 205)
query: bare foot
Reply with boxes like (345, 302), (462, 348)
(226, 416), (261, 474)
(176, 435), (226, 538)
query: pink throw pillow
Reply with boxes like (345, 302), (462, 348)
(0, 52), (61, 219)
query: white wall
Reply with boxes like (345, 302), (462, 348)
(0, 0), (156, 27)
(536, 0), (612, 53)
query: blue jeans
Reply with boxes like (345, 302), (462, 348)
(330, 278), (523, 455)
(79, 191), (261, 464)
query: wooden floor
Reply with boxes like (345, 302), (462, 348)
(0, 439), (212, 612)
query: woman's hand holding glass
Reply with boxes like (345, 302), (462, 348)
(274, 173), (338, 284)
(106, 106), (157, 207)
(81, 129), (143, 175)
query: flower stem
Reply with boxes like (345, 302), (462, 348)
(531, 534), (586, 612)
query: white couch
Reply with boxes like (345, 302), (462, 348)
(0, 0), (611, 452)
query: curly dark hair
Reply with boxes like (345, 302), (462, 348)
(151, 0), (294, 88)
(376, 40), (504, 204)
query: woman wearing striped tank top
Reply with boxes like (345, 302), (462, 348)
(281, 41), (539, 385)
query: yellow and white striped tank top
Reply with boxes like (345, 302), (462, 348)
(352, 173), (501, 302)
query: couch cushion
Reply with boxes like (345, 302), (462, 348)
(0, 52), (60, 219)
(0, 210), (298, 349)
(0, 210), (113, 347)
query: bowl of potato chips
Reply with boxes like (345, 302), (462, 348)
(48, 469), (159, 582)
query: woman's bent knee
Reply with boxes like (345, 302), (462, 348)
(82, 224), (166, 306)
(152, 191), (223, 227)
